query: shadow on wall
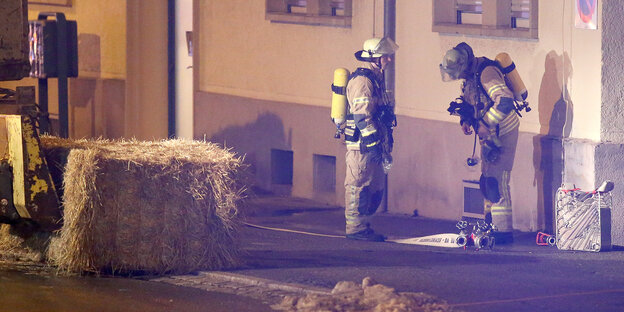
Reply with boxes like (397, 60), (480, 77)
(207, 112), (292, 196)
(69, 33), (126, 139)
(533, 51), (574, 232)
(70, 33), (100, 138)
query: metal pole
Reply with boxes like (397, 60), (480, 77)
(56, 14), (68, 138)
(38, 78), (49, 134)
(384, 0), (396, 98)
(38, 12), (69, 138)
(168, 0), (176, 138)
(382, 0), (396, 213)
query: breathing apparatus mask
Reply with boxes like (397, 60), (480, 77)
(439, 42), (474, 82)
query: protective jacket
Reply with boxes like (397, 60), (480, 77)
(344, 63), (386, 152)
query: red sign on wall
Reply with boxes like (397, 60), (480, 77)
(575, 0), (598, 29)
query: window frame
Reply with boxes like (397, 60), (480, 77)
(432, 0), (538, 39)
(266, 0), (352, 28)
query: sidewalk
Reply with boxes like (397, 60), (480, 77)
(160, 195), (624, 312)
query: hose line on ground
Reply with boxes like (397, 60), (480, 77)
(243, 222), (344, 238)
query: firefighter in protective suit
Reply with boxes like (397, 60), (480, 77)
(440, 42), (518, 244)
(343, 37), (398, 242)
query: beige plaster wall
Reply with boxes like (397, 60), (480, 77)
(198, 0), (602, 141)
(198, 0), (383, 106)
(125, 0), (168, 140)
(195, 0), (604, 231)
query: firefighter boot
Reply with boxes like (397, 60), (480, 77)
(346, 228), (386, 242)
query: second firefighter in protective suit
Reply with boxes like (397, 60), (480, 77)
(440, 42), (518, 244)
(343, 37), (398, 242)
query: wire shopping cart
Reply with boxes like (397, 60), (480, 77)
(555, 181), (614, 252)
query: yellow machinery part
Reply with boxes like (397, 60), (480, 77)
(2, 114), (61, 231)
(331, 67), (349, 127)
(495, 52), (528, 101)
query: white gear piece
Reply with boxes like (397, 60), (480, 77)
(359, 37), (399, 58)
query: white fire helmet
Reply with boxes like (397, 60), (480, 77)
(356, 37), (399, 61)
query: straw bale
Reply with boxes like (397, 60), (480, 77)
(39, 136), (246, 274)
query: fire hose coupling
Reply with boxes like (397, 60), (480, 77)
(536, 232), (556, 246)
(473, 233), (493, 250)
(455, 220), (495, 250)
(456, 234), (468, 247)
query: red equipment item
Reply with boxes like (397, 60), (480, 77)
(536, 232), (556, 246)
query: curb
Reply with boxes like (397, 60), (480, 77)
(198, 271), (332, 295)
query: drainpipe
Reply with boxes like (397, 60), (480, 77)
(382, 0), (396, 213)
(384, 0), (396, 98)
(167, 0), (176, 138)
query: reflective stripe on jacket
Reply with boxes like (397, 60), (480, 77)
(345, 63), (384, 150)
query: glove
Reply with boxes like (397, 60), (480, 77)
(461, 122), (473, 135)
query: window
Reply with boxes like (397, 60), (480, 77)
(313, 154), (336, 193)
(266, 0), (352, 27)
(29, 0), (72, 6)
(456, 0), (482, 25)
(433, 0), (538, 39)
(462, 180), (484, 219)
(511, 0), (531, 29)
(271, 149), (294, 185)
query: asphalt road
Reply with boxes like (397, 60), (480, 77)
(230, 196), (624, 312)
(0, 265), (272, 312)
(3, 195), (623, 312)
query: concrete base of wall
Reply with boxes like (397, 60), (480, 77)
(563, 138), (624, 246)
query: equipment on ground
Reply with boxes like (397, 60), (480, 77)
(390, 233), (466, 248)
(555, 181), (614, 252)
(245, 220), (495, 250)
(536, 232), (556, 246)
(389, 220), (495, 250)
(331, 68), (349, 138)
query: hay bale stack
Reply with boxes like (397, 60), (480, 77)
(40, 137), (246, 274)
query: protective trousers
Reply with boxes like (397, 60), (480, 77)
(344, 149), (385, 235)
(481, 127), (518, 232)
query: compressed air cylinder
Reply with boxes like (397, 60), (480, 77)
(495, 53), (528, 101)
(331, 68), (349, 127)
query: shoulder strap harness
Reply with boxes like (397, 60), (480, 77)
(343, 68), (385, 143)
(474, 58), (501, 103)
